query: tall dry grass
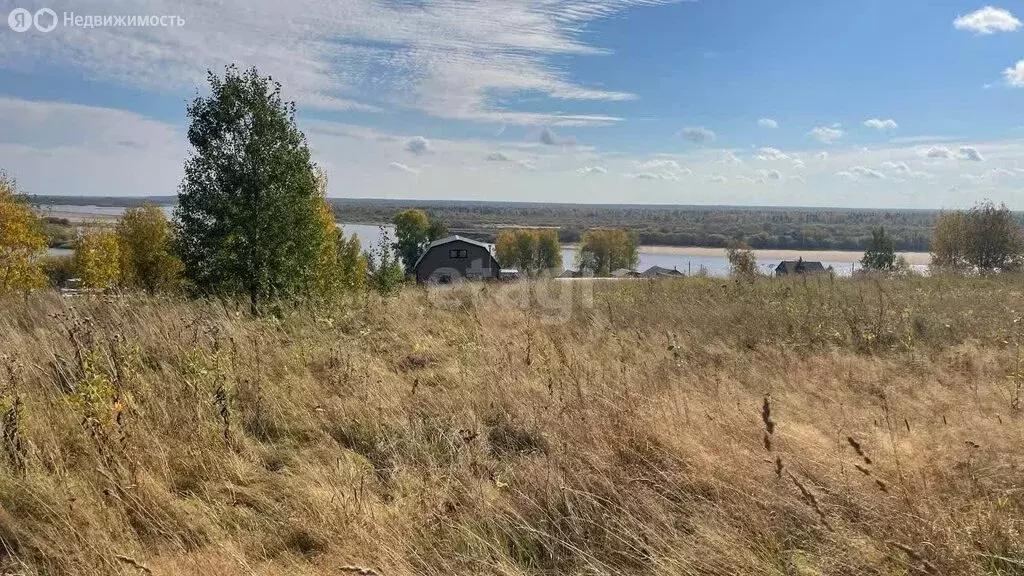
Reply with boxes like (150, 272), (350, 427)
(0, 275), (1023, 575)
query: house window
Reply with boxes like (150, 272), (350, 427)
(449, 248), (468, 259)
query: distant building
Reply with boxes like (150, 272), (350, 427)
(610, 268), (641, 278)
(499, 269), (521, 281)
(413, 235), (501, 283)
(775, 259), (826, 276)
(641, 265), (684, 278)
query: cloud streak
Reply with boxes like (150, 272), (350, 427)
(0, 0), (680, 126)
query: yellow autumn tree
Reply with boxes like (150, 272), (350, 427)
(117, 203), (182, 293)
(0, 170), (48, 293)
(310, 169), (368, 299)
(74, 229), (121, 289)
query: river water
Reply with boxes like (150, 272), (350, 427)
(39, 205), (930, 276)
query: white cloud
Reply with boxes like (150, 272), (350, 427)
(883, 161), (911, 173)
(864, 118), (898, 131)
(987, 167), (1017, 179)
(578, 166), (607, 174)
(756, 147), (789, 161)
(923, 146), (954, 159)
(954, 6), (1022, 34)
(706, 174), (727, 183)
(809, 126), (844, 143)
(815, 151), (829, 160)
(720, 151), (743, 165)
(758, 168), (783, 180)
(486, 151), (511, 162)
(627, 159), (692, 181)
(960, 146), (985, 161)
(758, 118), (779, 129)
(1005, 60), (1024, 87)
(882, 160), (932, 179)
(405, 136), (430, 155)
(636, 159), (681, 170)
(540, 127), (576, 146)
(680, 126), (716, 143)
(839, 166), (886, 180)
(389, 161), (419, 174)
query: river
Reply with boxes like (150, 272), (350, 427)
(39, 205), (931, 276)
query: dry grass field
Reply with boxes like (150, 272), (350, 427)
(1, 275), (1023, 575)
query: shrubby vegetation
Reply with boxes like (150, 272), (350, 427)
(726, 240), (758, 280)
(72, 229), (121, 289)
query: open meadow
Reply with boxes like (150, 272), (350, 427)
(1, 275), (1023, 575)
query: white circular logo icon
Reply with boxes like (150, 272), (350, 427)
(33, 8), (57, 32)
(8, 8), (32, 32)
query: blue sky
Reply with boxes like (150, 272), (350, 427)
(1, 0), (1022, 207)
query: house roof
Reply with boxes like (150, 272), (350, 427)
(610, 268), (637, 277)
(413, 235), (497, 271)
(642, 265), (683, 277)
(775, 260), (826, 274)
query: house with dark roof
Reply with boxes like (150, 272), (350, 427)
(413, 235), (501, 283)
(610, 268), (641, 278)
(774, 259), (826, 276)
(641, 265), (684, 278)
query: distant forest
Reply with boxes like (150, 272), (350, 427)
(31, 195), (1022, 252)
(327, 199), (947, 252)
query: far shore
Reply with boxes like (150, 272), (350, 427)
(630, 245), (932, 265)
(41, 208), (932, 264)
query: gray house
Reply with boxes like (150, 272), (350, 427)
(775, 259), (826, 276)
(413, 235), (501, 284)
(641, 265), (684, 278)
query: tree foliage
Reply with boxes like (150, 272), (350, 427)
(368, 227), (404, 297)
(117, 203), (182, 293)
(175, 65), (326, 313)
(392, 209), (448, 273)
(931, 202), (1023, 273)
(0, 170), (48, 293)
(861, 226), (896, 271)
(338, 232), (368, 293)
(966, 202), (1023, 272)
(726, 240), (758, 281)
(495, 229), (563, 276)
(308, 169), (369, 299)
(576, 229), (639, 277)
(74, 229), (121, 289)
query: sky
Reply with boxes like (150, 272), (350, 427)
(0, 0), (1022, 208)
